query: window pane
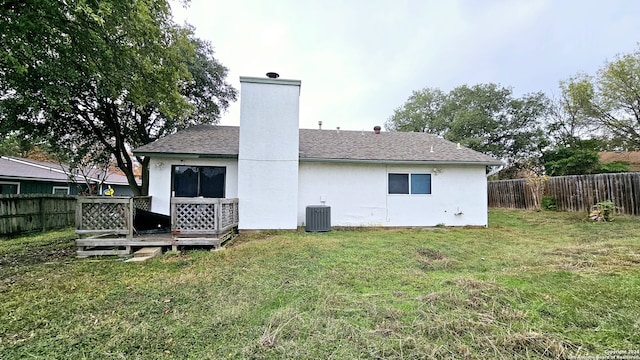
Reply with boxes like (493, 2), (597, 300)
(388, 173), (409, 194)
(173, 166), (198, 197)
(411, 174), (431, 194)
(53, 187), (69, 195)
(0, 184), (18, 194)
(200, 167), (226, 198)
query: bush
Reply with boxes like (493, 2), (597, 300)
(599, 161), (630, 173)
(589, 200), (616, 222)
(542, 196), (557, 211)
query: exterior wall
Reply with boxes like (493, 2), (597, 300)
(0, 180), (66, 195)
(298, 162), (489, 227)
(18, 181), (54, 194)
(237, 77), (301, 229)
(147, 157), (239, 215)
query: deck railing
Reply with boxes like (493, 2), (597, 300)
(170, 197), (239, 235)
(76, 196), (153, 239)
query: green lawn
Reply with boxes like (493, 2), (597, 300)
(1, 210), (639, 359)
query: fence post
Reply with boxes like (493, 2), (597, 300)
(40, 196), (46, 232)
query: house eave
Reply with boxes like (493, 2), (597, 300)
(239, 76), (301, 87)
(0, 175), (70, 183)
(133, 152), (238, 160)
(0, 174), (130, 186)
(134, 152), (501, 166)
(299, 157), (503, 166)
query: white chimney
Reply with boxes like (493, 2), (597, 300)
(237, 74), (301, 230)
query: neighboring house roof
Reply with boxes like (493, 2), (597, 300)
(0, 156), (133, 185)
(134, 125), (501, 166)
(599, 151), (640, 171)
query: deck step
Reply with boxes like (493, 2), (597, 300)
(125, 256), (153, 263)
(133, 247), (162, 258)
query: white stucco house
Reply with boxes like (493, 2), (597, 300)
(133, 75), (501, 230)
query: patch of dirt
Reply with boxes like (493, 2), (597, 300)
(0, 239), (75, 274)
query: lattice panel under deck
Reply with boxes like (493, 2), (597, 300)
(133, 198), (151, 211)
(81, 203), (127, 230)
(174, 203), (217, 231)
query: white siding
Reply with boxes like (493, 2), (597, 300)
(147, 158), (238, 215)
(237, 78), (301, 229)
(298, 162), (488, 227)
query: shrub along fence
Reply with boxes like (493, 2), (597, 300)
(0, 194), (77, 236)
(488, 172), (640, 215)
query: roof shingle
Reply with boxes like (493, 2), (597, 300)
(134, 125), (501, 165)
(0, 156), (132, 185)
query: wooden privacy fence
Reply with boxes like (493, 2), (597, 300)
(0, 194), (76, 236)
(488, 172), (640, 215)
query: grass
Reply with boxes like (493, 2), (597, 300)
(1, 210), (639, 359)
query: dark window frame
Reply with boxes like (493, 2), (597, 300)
(171, 165), (226, 198)
(387, 173), (432, 195)
(0, 182), (20, 195)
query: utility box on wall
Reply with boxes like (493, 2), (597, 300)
(305, 205), (331, 232)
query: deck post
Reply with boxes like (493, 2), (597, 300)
(215, 198), (221, 234)
(127, 197), (134, 240)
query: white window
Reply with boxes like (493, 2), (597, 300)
(388, 173), (431, 195)
(53, 186), (70, 195)
(0, 182), (20, 194)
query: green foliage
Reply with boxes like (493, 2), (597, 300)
(562, 47), (640, 149)
(386, 84), (551, 177)
(542, 139), (630, 176)
(542, 196), (557, 211)
(599, 161), (630, 173)
(0, 0), (237, 195)
(2, 211), (640, 358)
(547, 76), (597, 147)
(543, 146), (601, 176)
(589, 200), (616, 222)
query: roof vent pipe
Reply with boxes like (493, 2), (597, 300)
(374, 125), (381, 134)
(318, 121), (322, 130)
(266, 72), (279, 78)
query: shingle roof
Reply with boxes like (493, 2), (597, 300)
(134, 125), (501, 165)
(0, 156), (132, 185)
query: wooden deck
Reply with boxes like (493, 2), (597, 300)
(75, 197), (239, 257)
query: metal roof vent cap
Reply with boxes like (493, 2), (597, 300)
(266, 72), (279, 78)
(373, 125), (381, 134)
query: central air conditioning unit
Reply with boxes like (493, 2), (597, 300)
(305, 205), (331, 232)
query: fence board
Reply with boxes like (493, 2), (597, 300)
(488, 172), (640, 215)
(0, 194), (76, 236)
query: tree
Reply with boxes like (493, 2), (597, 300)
(541, 139), (629, 176)
(546, 76), (598, 146)
(387, 84), (551, 177)
(0, 0), (237, 195)
(385, 88), (447, 133)
(563, 47), (640, 150)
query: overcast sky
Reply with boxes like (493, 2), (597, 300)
(171, 0), (640, 131)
